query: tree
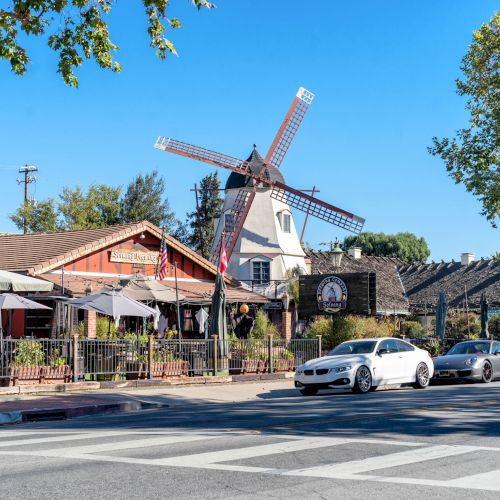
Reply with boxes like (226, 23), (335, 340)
(58, 184), (121, 230)
(0, 1), (215, 87)
(120, 169), (176, 230)
(429, 13), (500, 227)
(343, 232), (430, 264)
(186, 172), (223, 258)
(9, 198), (59, 233)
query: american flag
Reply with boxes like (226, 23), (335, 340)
(157, 232), (168, 280)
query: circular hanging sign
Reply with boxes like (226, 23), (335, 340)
(317, 276), (348, 313)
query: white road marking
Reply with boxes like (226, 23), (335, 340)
(284, 444), (478, 478)
(1, 430), (500, 492)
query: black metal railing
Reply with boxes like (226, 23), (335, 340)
(0, 337), (320, 385)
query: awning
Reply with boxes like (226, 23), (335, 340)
(0, 270), (54, 292)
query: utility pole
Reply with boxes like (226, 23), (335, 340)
(17, 164), (38, 234)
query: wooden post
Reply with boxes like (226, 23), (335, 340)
(212, 335), (218, 376)
(72, 334), (79, 383)
(317, 335), (322, 358)
(268, 334), (273, 374)
(148, 335), (154, 380)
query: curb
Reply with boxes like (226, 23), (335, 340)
(0, 400), (162, 425)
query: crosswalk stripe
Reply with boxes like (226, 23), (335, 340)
(0, 431), (128, 448)
(284, 445), (478, 478)
(445, 469), (500, 491)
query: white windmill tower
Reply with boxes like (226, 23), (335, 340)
(154, 87), (365, 298)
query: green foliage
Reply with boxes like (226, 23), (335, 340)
(420, 338), (442, 357)
(428, 13), (500, 226)
(94, 316), (118, 339)
(251, 310), (278, 339)
(58, 184), (122, 230)
(9, 199), (59, 234)
(402, 320), (427, 339)
(285, 265), (303, 305)
(489, 315), (500, 339)
(48, 348), (67, 368)
(343, 232), (430, 264)
(9, 170), (180, 234)
(119, 169), (177, 230)
(446, 313), (481, 339)
(10, 340), (45, 368)
(0, 1), (215, 86)
(306, 316), (394, 350)
(123, 332), (148, 345)
(186, 172), (224, 258)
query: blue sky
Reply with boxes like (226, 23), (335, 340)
(0, 1), (498, 261)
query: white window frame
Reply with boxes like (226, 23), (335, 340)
(251, 260), (271, 285)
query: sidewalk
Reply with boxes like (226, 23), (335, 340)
(0, 379), (295, 425)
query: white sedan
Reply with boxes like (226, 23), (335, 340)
(294, 337), (434, 396)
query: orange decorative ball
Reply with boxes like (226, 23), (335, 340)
(239, 304), (249, 314)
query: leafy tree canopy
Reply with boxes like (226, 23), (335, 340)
(0, 0), (215, 86)
(186, 171), (223, 258)
(120, 169), (176, 230)
(429, 13), (500, 226)
(343, 232), (431, 264)
(9, 198), (59, 233)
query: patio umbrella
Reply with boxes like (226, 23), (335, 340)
(0, 270), (53, 292)
(117, 274), (186, 303)
(435, 291), (447, 340)
(69, 290), (156, 320)
(209, 272), (227, 348)
(480, 292), (489, 339)
(0, 294), (52, 356)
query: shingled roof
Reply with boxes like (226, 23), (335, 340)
(0, 221), (225, 281)
(306, 250), (409, 315)
(399, 258), (500, 310)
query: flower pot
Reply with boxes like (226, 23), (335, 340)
(41, 365), (72, 384)
(8, 366), (43, 385)
(125, 362), (147, 380)
(273, 358), (295, 372)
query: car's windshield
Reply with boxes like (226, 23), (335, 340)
(447, 342), (490, 355)
(328, 341), (377, 355)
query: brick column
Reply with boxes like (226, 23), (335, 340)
(281, 311), (292, 341)
(84, 310), (96, 338)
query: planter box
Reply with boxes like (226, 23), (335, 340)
(8, 365), (72, 386)
(272, 358), (295, 372)
(241, 359), (267, 374)
(125, 360), (189, 379)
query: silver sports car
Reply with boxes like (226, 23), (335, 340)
(433, 340), (500, 383)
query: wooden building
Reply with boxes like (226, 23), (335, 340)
(0, 221), (267, 338)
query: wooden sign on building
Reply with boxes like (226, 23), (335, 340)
(299, 273), (376, 316)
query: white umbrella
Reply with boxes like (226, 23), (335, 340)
(118, 274), (186, 303)
(0, 293), (52, 355)
(69, 290), (156, 320)
(0, 271), (53, 292)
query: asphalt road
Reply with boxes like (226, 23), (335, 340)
(1, 380), (500, 499)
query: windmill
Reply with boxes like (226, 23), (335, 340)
(154, 87), (365, 284)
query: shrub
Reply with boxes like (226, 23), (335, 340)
(489, 315), (500, 339)
(251, 310), (278, 339)
(10, 340), (45, 368)
(402, 320), (427, 338)
(420, 338), (442, 357)
(306, 315), (393, 350)
(446, 313), (480, 339)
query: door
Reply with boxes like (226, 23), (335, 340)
(394, 339), (418, 381)
(374, 339), (402, 384)
(490, 342), (500, 378)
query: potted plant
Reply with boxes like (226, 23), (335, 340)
(9, 340), (45, 385)
(42, 348), (72, 383)
(273, 349), (295, 372)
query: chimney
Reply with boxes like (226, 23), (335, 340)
(461, 253), (475, 266)
(348, 247), (362, 259)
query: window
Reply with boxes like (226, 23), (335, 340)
(277, 212), (291, 233)
(378, 339), (399, 353)
(225, 213), (235, 232)
(329, 341), (377, 356)
(252, 261), (270, 285)
(492, 342), (500, 355)
(394, 339), (415, 352)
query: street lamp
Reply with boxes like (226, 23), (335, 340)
(331, 241), (344, 269)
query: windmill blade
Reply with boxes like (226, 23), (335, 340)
(270, 181), (365, 234)
(155, 137), (251, 176)
(264, 87), (315, 169)
(210, 189), (256, 263)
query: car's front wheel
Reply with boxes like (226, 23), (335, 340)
(299, 387), (318, 396)
(353, 366), (372, 394)
(412, 362), (430, 389)
(481, 361), (493, 383)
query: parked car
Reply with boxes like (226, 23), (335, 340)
(432, 340), (500, 383)
(294, 338), (433, 396)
